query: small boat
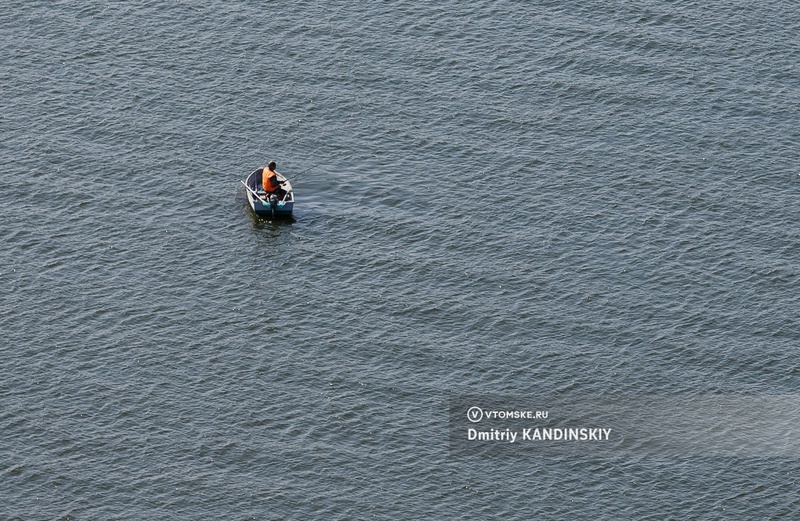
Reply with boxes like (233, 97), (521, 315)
(241, 168), (294, 219)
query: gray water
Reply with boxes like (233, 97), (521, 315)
(2, 1), (799, 519)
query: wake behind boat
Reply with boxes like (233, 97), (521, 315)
(241, 168), (294, 219)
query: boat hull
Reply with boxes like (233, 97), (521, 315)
(243, 169), (294, 219)
(247, 192), (294, 218)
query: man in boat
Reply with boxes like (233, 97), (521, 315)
(261, 161), (284, 195)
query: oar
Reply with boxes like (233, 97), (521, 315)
(240, 180), (271, 206)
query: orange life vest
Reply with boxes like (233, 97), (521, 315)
(262, 168), (280, 192)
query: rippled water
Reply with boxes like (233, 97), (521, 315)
(3, 1), (800, 519)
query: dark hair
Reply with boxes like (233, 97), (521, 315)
(268, 161), (277, 170)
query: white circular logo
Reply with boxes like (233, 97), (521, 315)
(467, 406), (483, 423)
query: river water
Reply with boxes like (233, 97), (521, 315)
(2, 1), (799, 519)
